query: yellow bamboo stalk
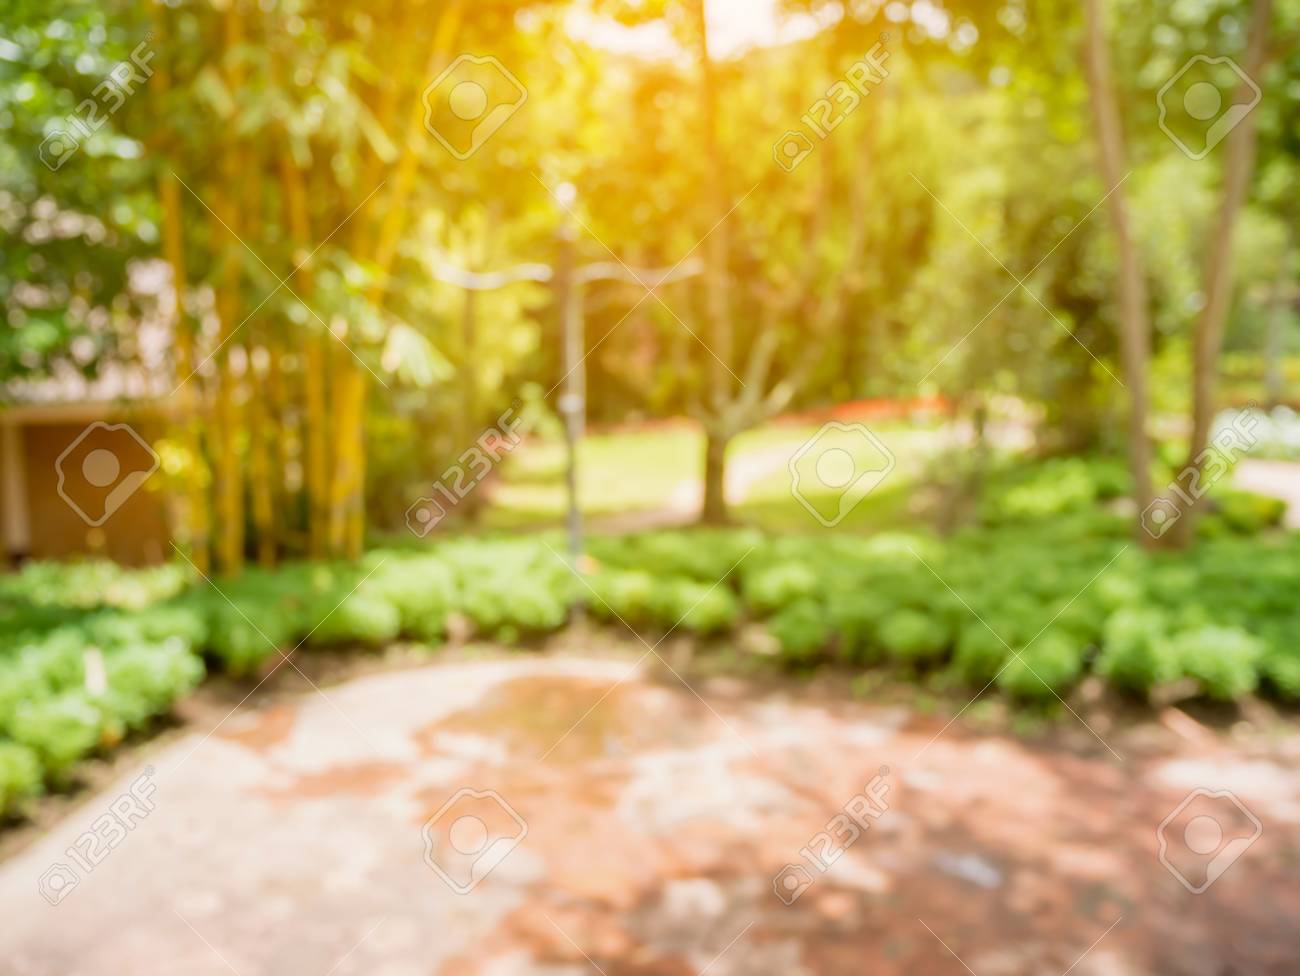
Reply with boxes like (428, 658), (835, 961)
(278, 149), (330, 558)
(265, 330), (295, 551)
(304, 336), (329, 558)
(325, 0), (466, 559)
(213, 0), (247, 576)
(152, 0), (212, 574)
(158, 173), (212, 573)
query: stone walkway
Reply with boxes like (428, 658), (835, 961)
(3, 655), (1299, 975)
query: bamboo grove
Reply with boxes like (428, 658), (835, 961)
(145, 0), (469, 576)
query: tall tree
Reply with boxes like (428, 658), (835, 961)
(1082, 0), (1156, 544)
(1173, 0), (1275, 543)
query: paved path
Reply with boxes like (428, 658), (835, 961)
(3, 655), (1299, 975)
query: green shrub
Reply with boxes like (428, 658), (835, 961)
(950, 623), (1008, 685)
(767, 599), (830, 660)
(742, 562), (820, 615)
(306, 592), (402, 648)
(86, 605), (209, 652)
(1261, 649), (1300, 700)
(0, 741), (42, 815)
(0, 657), (53, 722)
(6, 692), (105, 776)
(102, 641), (205, 730)
(876, 609), (949, 665)
(662, 579), (740, 635)
(825, 589), (893, 662)
(996, 632), (1083, 701)
(1208, 490), (1287, 535)
(588, 570), (658, 626)
(205, 599), (300, 674)
(1095, 608), (1175, 696)
(1171, 626), (1263, 700)
(365, 558), (456, 642)
(980, 457), (1126, 523)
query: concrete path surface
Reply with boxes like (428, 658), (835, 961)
(3, 654), (1299, 975)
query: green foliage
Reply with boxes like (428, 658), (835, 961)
(363, 557), (456, 643)
(950, 623), (1009, 686)
(996, 632), (1084, 702)
(588, 570), (659, 627)
(980, 457), (1130, 524)
(876, 609), (949, 665)
(1206, 490), (1288, 536)
(1171, 626), (1264, 701)
(662, 580), (741, 635)
(6, 692), (105, 777)
(306, 593), (403, 648)
(742, 563), (820, 615)
(7, 518), (1300, 800)
(1096, 608), (1175, 696)
(766, 599), (830, 660)
(103, 642), (205, 730)
(0, 742), (43, 816)
(204, 598), (300, 675)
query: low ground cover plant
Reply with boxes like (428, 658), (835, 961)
(1, 475), (1296, 815)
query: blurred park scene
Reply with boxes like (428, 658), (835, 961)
(2, 0), (1300, 973)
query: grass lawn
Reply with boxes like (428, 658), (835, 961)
(483, 414), (949, 532)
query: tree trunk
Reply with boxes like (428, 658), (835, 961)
(330, 0), (464, 561)
(277, 150), (327, 558)
(1082, 0), (1155, 544)
(1265, 225), (1292, 406)
(157, 169), (211, 573)
(700, 428), (731, 524)
(152, 1), (211, 574)
(691, 0), (734, 413)
(247, 353), (276, 568)
(208, 0), (248, 577)
(327, 349), (364, 557)
(1171, 0), (1273, 546)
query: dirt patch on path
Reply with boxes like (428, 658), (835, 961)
(2, 654), (1299, 975)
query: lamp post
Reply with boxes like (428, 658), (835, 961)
(424, 191), (701, 568)
(553, 184), (584, 566)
